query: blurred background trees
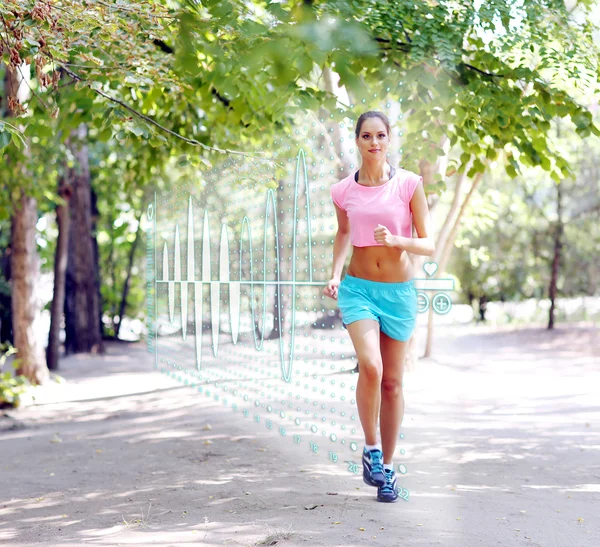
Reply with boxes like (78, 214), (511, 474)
(0, 0), (598, 390)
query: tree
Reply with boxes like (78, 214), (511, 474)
(2, 0), (599, 368)
(3, 61), (49, 383)
(63, 124), (104, 354)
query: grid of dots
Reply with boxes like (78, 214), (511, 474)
(146, 96), (410, 494)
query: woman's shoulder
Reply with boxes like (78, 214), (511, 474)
(330, 173), (354, 210)
(330, 172), (353, 195)
(396, 167), (423, 202)
(333, 172), (354, 187)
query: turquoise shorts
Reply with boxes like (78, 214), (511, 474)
(338, 274), (417, 342)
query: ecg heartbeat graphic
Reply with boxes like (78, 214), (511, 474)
(155, 150), (322, 383)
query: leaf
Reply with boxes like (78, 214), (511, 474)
(295, 51), (313, 74)
(76, 97), (94, 111)
(306, 43), (328, 66)
(0, 130), (11, 150)
(126, 124), (146, 137)
(11, 131), (22, 150)
(572, 111), (591, 129)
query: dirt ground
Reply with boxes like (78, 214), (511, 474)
(1, 322), (599, 547)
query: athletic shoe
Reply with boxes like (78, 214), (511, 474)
(377, 467), (399, 502)
(362, 447), (385, 487)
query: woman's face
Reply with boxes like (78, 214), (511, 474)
(355, 117), (390, 161)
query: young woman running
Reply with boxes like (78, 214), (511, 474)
(323, 110), (435, 503)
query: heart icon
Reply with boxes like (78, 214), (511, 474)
(423, 262), (438, 277)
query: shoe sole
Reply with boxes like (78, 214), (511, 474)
(377, 493), (399, 502)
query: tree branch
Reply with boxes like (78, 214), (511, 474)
(153, 38), (174, 54)
(462, 62), (505, 78)
(374, 36), (411, 53)
(57, 64), (289, 165)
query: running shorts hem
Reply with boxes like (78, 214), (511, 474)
(338, 274), (417, 342)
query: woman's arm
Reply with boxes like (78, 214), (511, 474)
(331, 203), (352, 279)
(394, 177), (435, 256)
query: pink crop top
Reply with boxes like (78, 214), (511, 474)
(330, 168), (422, 247)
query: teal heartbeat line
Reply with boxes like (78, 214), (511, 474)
(155, 150), (316, 383)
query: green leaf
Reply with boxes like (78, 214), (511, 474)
(295, 51), (314, 74)
(572, 111), (591, 129)
(0, 130), (11, 150)
(465, 130), (479, 144)
(76, 97), (94, 111)
(485, 148), (497, 161)
(306, 44), (327, 66)
(126, 124), (146, 137)
(11, 131), (22, 150)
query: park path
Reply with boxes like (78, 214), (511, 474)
(1, 323), (598, 547)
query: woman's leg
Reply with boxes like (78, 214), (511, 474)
(345, 319), (382, 445)
(379, 331), (410, 464)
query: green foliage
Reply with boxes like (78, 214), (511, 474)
(0, 342), (30, 408)
(450, 112), (600, 305)
(1, 0), (599, 333)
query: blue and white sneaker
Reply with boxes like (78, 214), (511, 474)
(362, 447), (385, 487)
(377, 467), (399, 502)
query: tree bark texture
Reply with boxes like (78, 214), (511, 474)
(46, 176), (72, 370)
(11, 193), (49, 384)
(5, 62), (49, 384)
(64, 124), (104, 354)
(548, 179), (563, 330)
(114, 210), (143, 339)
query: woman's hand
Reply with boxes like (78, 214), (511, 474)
(374, 224), (398, 247)
(323, 277), (341, 300)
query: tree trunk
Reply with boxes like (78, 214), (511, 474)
(106, 208), (118, 333)
(5, 62), (49, 384)
(46, 176), (72, 370)
(114, 209), (143, 339)
(91, 188), (105, 341)
(0, 244), (13, 344)
(11, 193), (49, 384)
(320, 64), (354, 174)
(404, 141), (449, 371)
(64, 123), (104, 354)
(423, 167), (485, 359)
(548, 179), (563, 330)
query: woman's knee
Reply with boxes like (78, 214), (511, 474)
(358, 357), (383, 380)
(381, 377), (403, 397)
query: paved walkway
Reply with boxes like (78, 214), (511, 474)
(1, 323), (598, 546)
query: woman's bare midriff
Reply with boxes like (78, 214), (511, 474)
(346, 245), (415, 283)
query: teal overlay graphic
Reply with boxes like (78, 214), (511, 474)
(155, 151), (317, 383)
(144, 111), (453, 501)
(414, 261), (455, 314)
